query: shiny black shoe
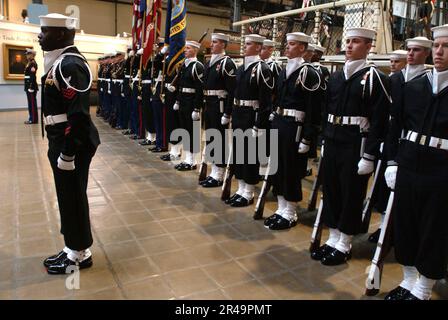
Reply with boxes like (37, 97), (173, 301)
(268, 216), (297, 230)
(174, 162), (186, 170)
(230, 196), (254, 207)
(384, 286), (411, 300)
(403, 292), (422, 300)
(46, 256), (93, 275)
(201, 177), (223, 188)
(264, 214), (282, 227)
(150, 147), (168, 153)
(161, 154), (180, 161)
(177, 164), (197, 171)
(224, 194), (241, 205)
(321, 248), (352, 266)
(311, 244), (335, 261)
(43, 251), (67, 268)
(139, 139), (152, 146)
(199, 176), (213, 185)
(368, 228), (381, 243)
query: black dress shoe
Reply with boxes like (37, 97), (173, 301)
(268, 216), (297, 230)
(201, 177), (223, 188)
(224, 193), (241, 204)
(311, 244), (335, 261)
(384, 286), (411, 300)
(321, 248), (352, 266)
(199, 176), (213, 185)
(150, 147), (167, 153)
(175, 162), (187, 170)
(139, 139), (152, 146)
(403, 292), (422, 300)
(177, 164), (197, 171)
(43, 251), (67, 268)
(230, 196), (254, 207)
(46, 256), (93, 275)
(368, 228), (381, 243)
(264, 214), (282, 227)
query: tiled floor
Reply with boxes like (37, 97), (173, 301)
(1, 109), (447, 300)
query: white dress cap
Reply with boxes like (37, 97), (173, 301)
(186, 40), (201, 49)
(263, 39), (276, 47)
(406, 36), (433, 49)
(286, 32), (312, 43)
(39, 13), (78, 29)
(314, 44), (326, 53)
(432, 24), (448, 39)
(25, 48), (36, 55)
(245, 34), (266, 44)
(389, 49), (408, 60)
(306, 43), (316, 51)
(212, 33), (230, 42)
(346, 27), (376, 40)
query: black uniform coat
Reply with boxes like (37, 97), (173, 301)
(322, 64), (390, 235)
(42, 46), (100, 251)
(231, 59), (273, 185)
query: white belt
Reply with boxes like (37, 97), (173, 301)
(276, 108), (305, 122)
(234, 99), (259, 109)
(112, 79), (117, 83)
(204, 90), (228, 97)
(44, 114), (68, 126)
(181, 88), (196, 94)
(405, 130), (448, 151)
(132, 78), (139, 83)
(125, 75), (131, 79)
(98, 78), (104, 81)
(24, 76), (30, 79)
(105, 79), (111, 82)
(142, 80), (152, 84)
(327, 114), (368, 126)
(116, 80), (123, 83)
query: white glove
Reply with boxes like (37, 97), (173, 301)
(57, 154), (75, 171)
(252, 127), (262, 138)
(269, 112), (276, 122)
(221, 115), (230, 126)
(27, 89), (34, 93)
(192, 110), (200, 121)
(121, 93), (125, 97)
(161, 46), (168, 55)
(298, 140), (310, 154)
(137, 48), (143, 55)
(167, 84), (176, 93)
(108, 90), (111, 95)
(321, 144), (324, 158)
(357, 158), (374, 175)
(100, 88), (103, 92)
(138, 95), (142, 101)
(385, 165), (398, 190)
(173, 102), (179, 111)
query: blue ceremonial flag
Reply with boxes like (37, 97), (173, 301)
(164, 0), (187, 76)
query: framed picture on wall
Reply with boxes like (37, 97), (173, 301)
(3, 44), (31, 80)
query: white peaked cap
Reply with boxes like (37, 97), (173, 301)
(245, 34), (266, 44)
(346, 27), (376, 40)
(286, 32), (312, 43)
(406, 36), (433, 49)
(432, 24), (448, 39)
(212, 33), (230, 42)
(314, 44), (326, 53)
(389, 49), (408, 60)
(39, 13), (77, 29)
(263, 39), (276, 47)
(186, 40), (201, 49)
(25, 48), (36, 54)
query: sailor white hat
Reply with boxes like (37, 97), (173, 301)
(406, 36), (433, 49)
(245, 34), (266, 44)
(306, 43), (316, 51)
(432, 24), (448, 39)
(39, 13), (77, 29)
(346, 27), (376, 40)
(314, 44), (326, 53)
(25, 48), (36, 55)
(212, 33), (230, 42)
(389, 49), (408, 60)
(263, 39), (276, 47)
(286, 32), (312, 43)
(186, 40), (201, 49)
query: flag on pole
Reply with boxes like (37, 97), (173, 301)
(142, 0), (162, 68)
(164, 0), (187, 76)
(131, 0), (144, 51)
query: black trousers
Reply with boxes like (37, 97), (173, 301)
(152, 99), (164, 148)
(142, 89), (155, 135)
(48, 142), (95, 251)
(204, 98), (228, 167)
(322, 139), (369, 235)
(178, 99), (199, 153)
(164, 91), (181, 146)
(371, 159), (390, 214)
(271, 115), (307, 202)
(393, 166), (448, 279)
(26, 91), (38, 123)
(231, 107), (260, 186)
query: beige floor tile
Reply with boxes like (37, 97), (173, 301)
(113, 257), (160, 284)
(217, 239), (260, 259)
(182, 289), (229, 300)
(139, 234), (181, 255)
(185, 243), (232, 266)
(236, 253), (286, 279)
(95, 226), (134, 245)
(119, 211), (154, 225)
(159, 217), (197, 233)
(171, 229), (215, 248)
(102, 241), (145, 263)
(203, 261), (254, 287)
(223, 280), (278, 300)
(74, 286), (124, 300)
(149, 207), (183, 220)
(151, 249), (199, 273)
(164, 268), (218, 297)
(122, 276), (174, 299)
(128, 221), (166, 239)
